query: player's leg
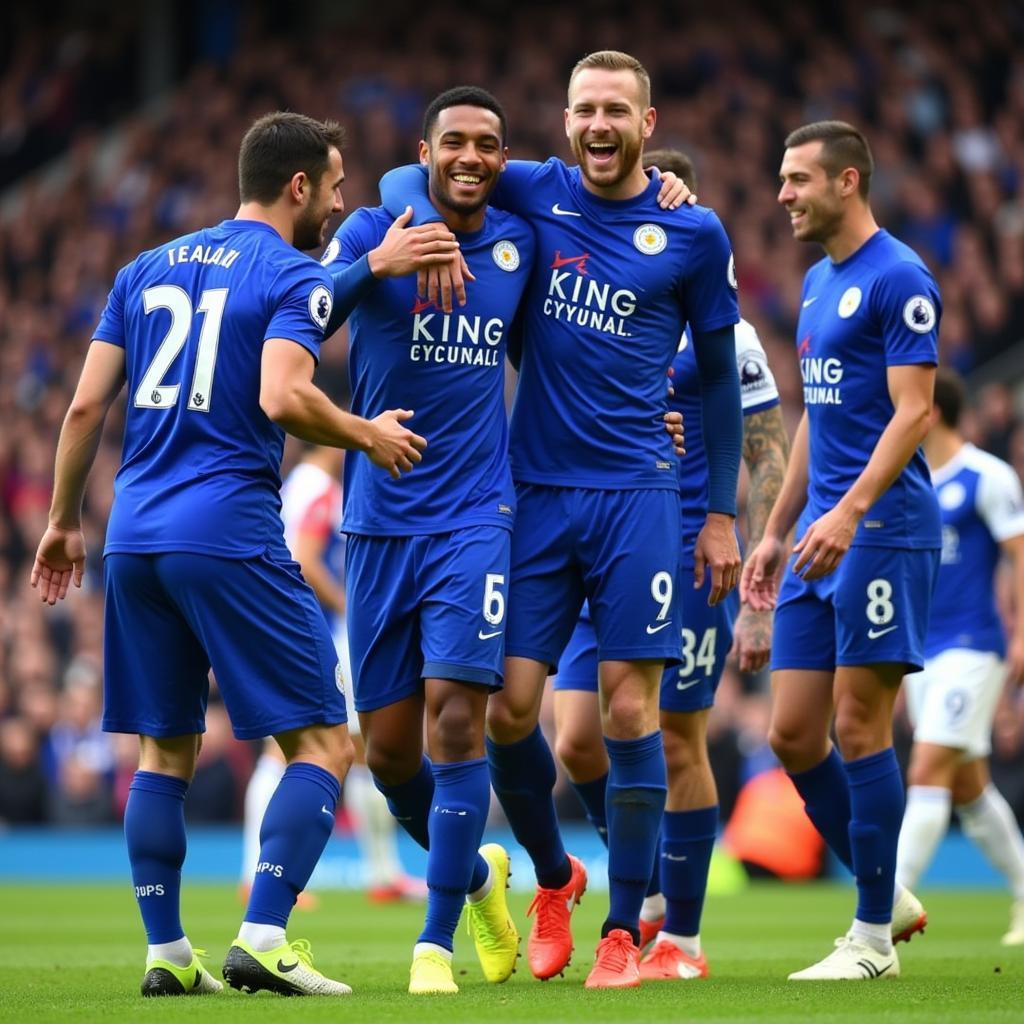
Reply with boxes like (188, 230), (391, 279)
(158, 547), (353, 995)
(409, 526), (519, 993)
(103, 553), (222, 997)
(895, 741), (957, 889)
(489, 486), (586, 980)
(581, 489), (677, 989)
(641, 580), (735, 982)
(552, 613), (609, 844)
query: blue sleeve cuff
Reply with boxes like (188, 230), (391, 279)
(692, 324), (742, 517)
(379, 165), (442, 225)
(327, 254), (375, 333)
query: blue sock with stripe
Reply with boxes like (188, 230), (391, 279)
(124, 770), (189, 944)
(374, 756), (488, 892)
(419, 758), (491, 950)
(603, 731), (667, 943)
(244, 762), (340, 927)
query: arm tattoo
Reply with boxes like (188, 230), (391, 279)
(741, 405), (790, 549)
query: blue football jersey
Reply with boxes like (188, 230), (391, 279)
(796, 229), (941, 548)
(675, 318), (779, 563)
(327, 206), (534, 535)
(491, 159), (738, 490)
(94, 220), (334, 557)
(927, 443), (1024, 658)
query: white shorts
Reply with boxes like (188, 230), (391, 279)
(904, 648), (1005, 758)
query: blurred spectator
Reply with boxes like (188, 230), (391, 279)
(0, 717), (48, 824)
(49, 753), (114, 826)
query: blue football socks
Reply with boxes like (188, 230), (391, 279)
(419, 758), (491, 950)
(487, 727), (571, 890)
(244, 762), (340, 927)
(570, 773), (609, 846)
(124, 770), (189, 944)
(788, 746), (853, 871)
(603, 731), (667, 943)
(661, 805), (718, 937)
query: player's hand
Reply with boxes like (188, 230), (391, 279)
(791, 503), (859, 580)
(730, 605), (772, 673)
(739, 535), (785, 611)
(654, 171), (697, 210)
(368, 207), (461, 279)
(1005, 633), (1024, 687)
(366, 409), (428, 480)
(664, 410), (685, 457)
(417, 253), (476, 313)
(693, 512), (741, 606)
(30, 525), (86, 605)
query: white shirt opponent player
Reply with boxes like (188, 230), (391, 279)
(896, 368), (1024, 946)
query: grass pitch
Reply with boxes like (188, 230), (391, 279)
(0, 881), (1019, 1023)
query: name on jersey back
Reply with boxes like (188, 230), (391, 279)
(166, 243), (242, 269)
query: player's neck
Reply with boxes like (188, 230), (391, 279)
(579, 164), (650, 201)
(822, 206), (879, 263)
(235, 203), (293, 245)
(923, 428), (963, 472)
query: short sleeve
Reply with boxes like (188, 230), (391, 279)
(265, 261), (335, 363)
(873, 260), (941, 366)
(679, 210), (740, 333)
(91, 263), (131, 347)
(490, 160), (556, 216)
(976, 457), (1024, 543)
(734, 318), (779, 414)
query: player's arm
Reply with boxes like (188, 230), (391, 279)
(690, 324), (743, 606)
(793, 363), (935, 580)
(1000, 533), (1024, 685)
(741, 411), (809, 610)
(732, 402), (790, 670)
(31, 341), (126, 604)
(260, 340), (426, 479)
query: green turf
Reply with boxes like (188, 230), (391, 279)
(0, 882), (1020, 1022)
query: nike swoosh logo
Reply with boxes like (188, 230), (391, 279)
(676, 678), (701, 691)
(802, 296), (818, 308)
(277, 959), (299, 973)
(646, 621), (673, 635)
(478, 629), (503, 640)
(321, 805), (334, 816)
(552, 203), (581, 217)
(867, 625), (899, 639)
(663, 853), (688, 862)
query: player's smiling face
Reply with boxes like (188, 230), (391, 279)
(421, 105), (507, 228)
(778, 142), (844, 245)
(565, 69), (655, 194)
(295, 147), (344, 251)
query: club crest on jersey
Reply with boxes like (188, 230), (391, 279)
(838, 286), (862, 318)
(938, 481), (966, 510)
(492, 239), (520, 272)
(633, 224), (667, 255)
(727, 253), (738, 289)
(335, 662), (345, 695)
(309, 285), (333, 329)
(903, 295), (937, 333)
(320, 238), (340, 266)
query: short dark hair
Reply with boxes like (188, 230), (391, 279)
(784, 120), (873, 198)
(642, 148), (697, 192)
(933, 366), (966, 429)
(238, 112), (346, 204)
(422, 86), (508, 146)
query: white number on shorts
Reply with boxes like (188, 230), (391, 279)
(135, 285), (229, 411)
(865, 577), (895, 626)
(650, 570), (673, 622)
(483, 572), (506, 625)
(679, 627), (718, 680)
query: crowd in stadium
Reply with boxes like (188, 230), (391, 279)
(2, 0), (1024, 837)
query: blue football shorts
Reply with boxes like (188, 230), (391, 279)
(554, 570), (736, 712)
(102, 546), (346, 740)
(345, 525), (511, 712)
(771, 544), (939, 673)
(506, 484), (682, 668)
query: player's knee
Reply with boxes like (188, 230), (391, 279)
(432, 699), (483, 762)
(768, 721), (821, 772)
(834, 704), (887, 761)
(485, 695), (535, 744)
(662, 728), (705, 776)
(365, 739), (420, 787)
(555, 728), (605, 781)
(603, 688), (657, 740)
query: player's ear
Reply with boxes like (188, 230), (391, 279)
(289, 170), (308, 205)
(499, 146), (509, 173)
(564, 107), (571, 139)
(418, 140), (429, 167)
(642, 105), (656, 141)
(839, 167), (859, 199)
